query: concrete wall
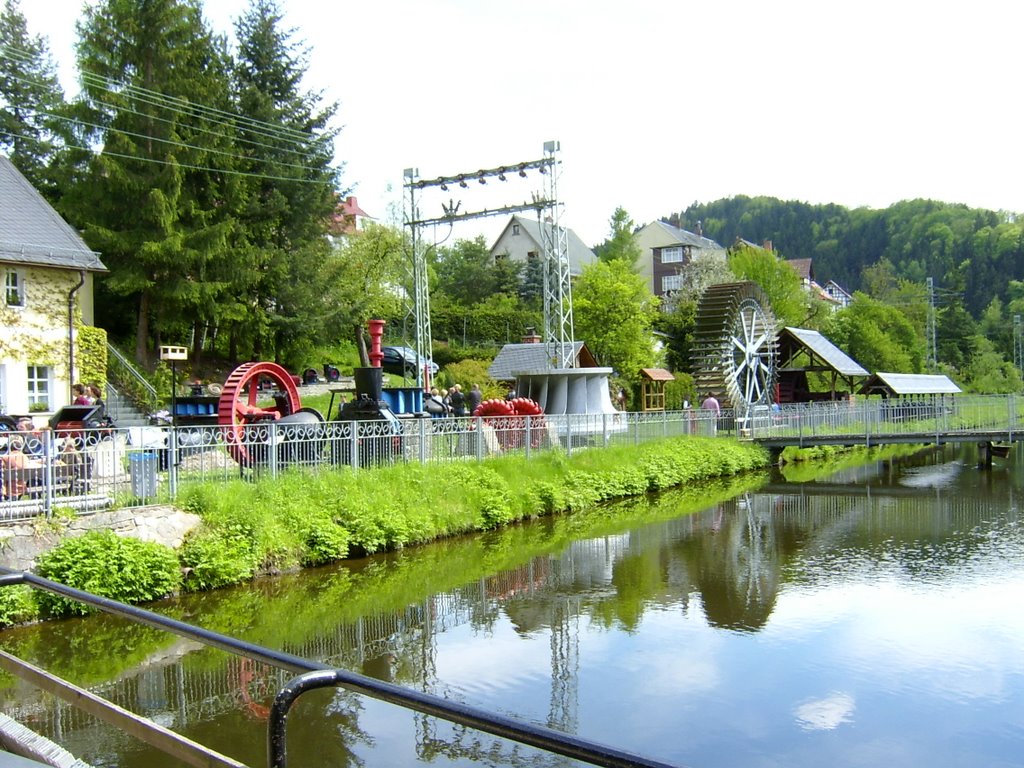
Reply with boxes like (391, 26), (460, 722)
(0, 506), (201, 573)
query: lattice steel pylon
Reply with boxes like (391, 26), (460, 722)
(538, 140), (575, 368)
(403, 168), (433, 387)
(403, 142), (572, 374)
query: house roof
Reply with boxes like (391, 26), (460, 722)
(860, 372), (962, 396)
(780, 327), (869, 377)
(492, 215), (597, 274)
(0, 156), (106, 272)
(649, 220), (723, 250)
(640, 367), (675, 382)
(488, 341), (593, 380)
(786, 258), (813, 280)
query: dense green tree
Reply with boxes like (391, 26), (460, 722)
(70, 0), (239, 364)
(320, 222), (405, 363)
(727, 243), (821, 328)
(822, 292), (925, 374)
(433, 235), (521, 306)
(963, 335), (1022, 393)
(572, 259), (659, 380)
(0, 0), (67, 195)
(229, 0), (340, 366)
(675, 195), (1021, 320)
(594, 206), (641, 267)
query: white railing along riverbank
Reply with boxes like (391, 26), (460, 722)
(3, 394), (1020, 522)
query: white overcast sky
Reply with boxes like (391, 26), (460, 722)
(21, 0), (1024, 247)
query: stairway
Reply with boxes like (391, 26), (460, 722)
(105, 385), (151, 428)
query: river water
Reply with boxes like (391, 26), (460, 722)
(1, 444), (1023, 768)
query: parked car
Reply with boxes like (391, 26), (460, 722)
(381, 346), (438, 377)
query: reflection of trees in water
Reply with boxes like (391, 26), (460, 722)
(6, 461), (1015, 766)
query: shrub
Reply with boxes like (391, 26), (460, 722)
(179, 526), (261, 591)
(0, 585), (38, 627)
(34, 531), (181, 617)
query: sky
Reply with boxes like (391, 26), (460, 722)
(19, 0), (1024, 248)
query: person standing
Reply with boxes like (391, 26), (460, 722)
(467, 383), (482, 415)
(72, 383), (91, 405)
(700, 392), (720, 435)
(450, 384), (467, 417)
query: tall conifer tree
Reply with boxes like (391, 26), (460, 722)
(0, 0), (67, 195)
(230, 0), (340, 365)
(70, 0), (239, 363)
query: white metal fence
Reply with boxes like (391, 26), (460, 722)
(1, 408), (727, 522)
(4, 395), (1020, 523)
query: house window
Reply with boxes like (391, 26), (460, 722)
(661, 247), (684, 264)
(661, 274), (683, 292)
(5, 270), (24, 307)
(27, 365), (51, 411)
(512, 224), (520, 236)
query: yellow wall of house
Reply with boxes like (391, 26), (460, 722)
(0, 266), (98, 415)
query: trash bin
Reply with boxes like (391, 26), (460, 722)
(128, 451), (158, 499)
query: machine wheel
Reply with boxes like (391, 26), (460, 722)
(218, 362), (302, 467)
(691, 281), (777, 411)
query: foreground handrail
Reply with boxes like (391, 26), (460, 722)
(0, 569), (681, 768)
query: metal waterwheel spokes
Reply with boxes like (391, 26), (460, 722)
(217, 362), (302, 467)
(691, 281), (778, 411)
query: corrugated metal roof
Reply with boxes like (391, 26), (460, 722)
(862, 372), (962, 395)
(488, 341), (585, 380)
(782, 327), (869, 377)
(653, 220), (724, 250)
(0, 156), (107, 272)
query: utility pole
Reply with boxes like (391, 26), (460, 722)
(926, 277), (938, 372)
(1014, 314), (1023, 379)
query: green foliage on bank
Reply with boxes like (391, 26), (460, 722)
(176, 437), (768, 592)
(0, 438), (767, 627)
(33, 531), (181, 618)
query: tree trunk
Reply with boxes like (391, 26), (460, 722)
(355, 324), (369, 367)
(135, 292), (151, 366)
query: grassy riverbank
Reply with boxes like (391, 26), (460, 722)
(0, 437), (768, 625)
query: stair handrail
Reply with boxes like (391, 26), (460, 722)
(106, 343), (159, 413)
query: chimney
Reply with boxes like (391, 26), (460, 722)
(522, 326), (541, 344)
(763, 239), (773, 252)
(695, 219), (703, 237)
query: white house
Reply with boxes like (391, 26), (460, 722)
(0, 156), (107, 417)
(489, 214), (596, 277)
(633, 220), (726, 299)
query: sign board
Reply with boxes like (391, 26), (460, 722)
(159, 345), (188, 361)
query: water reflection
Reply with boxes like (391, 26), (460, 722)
(1, 446), (1023, 767)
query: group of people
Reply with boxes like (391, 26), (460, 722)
(72, 383), (105, 412)
(1, 418), (86, 500)
(425, 383), (483, 418)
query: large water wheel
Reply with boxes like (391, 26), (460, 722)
(691, 281), (778, 411)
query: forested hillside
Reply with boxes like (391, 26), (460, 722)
(666, 196), (1023, 318)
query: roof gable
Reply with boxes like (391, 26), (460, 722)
(490, 215), (597, 274)
(0, 156), (106, 271)
(488, 341), (595, 380)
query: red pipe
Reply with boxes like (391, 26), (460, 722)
(368, 319), (385, 368)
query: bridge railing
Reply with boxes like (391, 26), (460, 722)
(742, 394), (1021, 442)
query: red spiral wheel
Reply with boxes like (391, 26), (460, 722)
(473, 397), (546, 449)
(218, 362), (302, 466)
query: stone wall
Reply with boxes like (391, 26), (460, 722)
(0, 506), (201, 573)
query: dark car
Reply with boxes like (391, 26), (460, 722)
(381, 346), (439, 378)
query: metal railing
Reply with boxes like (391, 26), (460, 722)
(4, 394), (1021, 521)
(0, 569), (679, 768)
(1, 409), (727, 521)
(106, 342), (159, 414)
(739, 394), (1022, 445)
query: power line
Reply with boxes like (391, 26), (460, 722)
(0, 129), (337, 186)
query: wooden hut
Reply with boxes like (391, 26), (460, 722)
(640, 368), (674, 411)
